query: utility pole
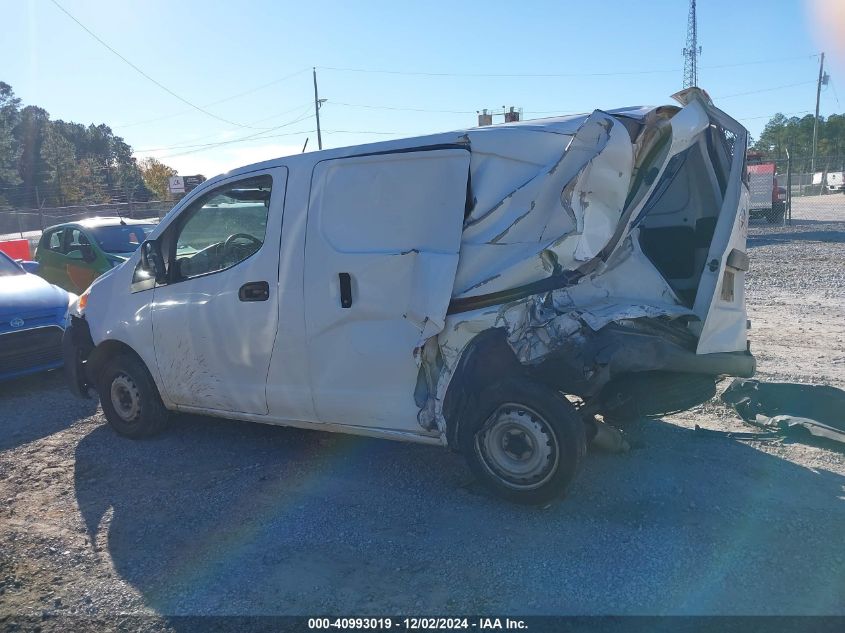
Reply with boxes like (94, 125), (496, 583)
(682, 0), (701, 89)
(811, 52), (827, 175)
(313, 67), (324, 150)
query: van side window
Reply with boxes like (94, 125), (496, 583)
(171, 175), (272, 280)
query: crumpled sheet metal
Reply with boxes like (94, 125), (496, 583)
(453, 111), (633, 299)
(423, 233), (699, 434)
(420, 100), (705, 436)
(721, 379), (845, 447)
(497, 293), (696, 365)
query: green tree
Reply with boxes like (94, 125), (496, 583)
(13, 105), (51, 207)
(139, 157), (177, 200)
(0, 82), (21, 206)
(751, 111), (845, 173)
(40, 123), (78, 206)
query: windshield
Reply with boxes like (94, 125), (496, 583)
(89, 224), (155, 254)
(0, 252), (24, 276)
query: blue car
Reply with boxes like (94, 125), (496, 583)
(0, 250), (76, 382)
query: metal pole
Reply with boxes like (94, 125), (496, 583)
(811, 52), (824, 175)
(785, 148), (792, 225)
(36, 186), (44, 230)
(313, 67), (323, 150)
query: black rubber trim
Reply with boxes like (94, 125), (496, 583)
(447, 269), (583, 315)
(62, 315), (95, 398)
(340, 142), (470, 160)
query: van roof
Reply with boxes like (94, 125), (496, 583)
(72, 217), (156, 229)
(204, 106), (664, 189)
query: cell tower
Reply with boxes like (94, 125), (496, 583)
(682, 0), (701, 88)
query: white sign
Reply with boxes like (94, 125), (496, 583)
(168, 175), (185, 193)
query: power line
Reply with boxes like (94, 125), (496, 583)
(157, 129), (317, 160)
(137, 111), (315, 154)
(114, 69), (311, 129)
(48, 0), (261, 130)
(316, 55), (816, 79)
(157, 127), (410, 161)
(320, 65), (679, 78)
(247, 101), (315, 125)
(736, 110), (811, 121)
(152, 116), (317, 160)
(134, 104), (315, 152)
(322, 129), (399, 136)
(713, 80), (816, 100)
(827, 77), (842, 109)
(330, 101), (476, 114)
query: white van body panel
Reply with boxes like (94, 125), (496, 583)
(82, 262), (164, 398)
(76, 89), (753, 444)
(150, 167), (288, 415)
(304, 149), (470, 431)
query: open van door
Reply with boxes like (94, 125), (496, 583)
(304, 147), (471, 432)
(688, 102), (750, 354)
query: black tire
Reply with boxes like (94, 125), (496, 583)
(460, 376), (586, 505)
(97, 352), (169, 438)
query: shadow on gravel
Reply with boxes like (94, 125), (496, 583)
(747, 230), (845, 247)
(0, 370), (98, 452)
(72, 412), (845, 617)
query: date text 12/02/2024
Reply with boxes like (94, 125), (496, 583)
(307, 618), (528, 630)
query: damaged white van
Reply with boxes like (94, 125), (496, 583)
(64, 88), (755, 504)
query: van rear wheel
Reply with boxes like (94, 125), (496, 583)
(461, 377), (586, 505)
(97, 353), (169, 438)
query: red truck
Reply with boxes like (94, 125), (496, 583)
(747, 153), (786, 223)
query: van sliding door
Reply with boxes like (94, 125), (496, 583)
(303, 148), (471, 432)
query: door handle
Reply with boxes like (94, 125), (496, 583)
(238, 281), (270, 302)
(339, 273), (352, 308)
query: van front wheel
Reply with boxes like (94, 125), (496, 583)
(461, 378), (586, 505)
(97, 353), (169, 438)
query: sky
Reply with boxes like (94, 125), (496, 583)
(2, 0), (844, 178)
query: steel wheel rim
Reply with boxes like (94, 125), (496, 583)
(110, 373), (141, 422)
(474, 402), (559, 490)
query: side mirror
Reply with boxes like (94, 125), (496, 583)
(18, 260), (40, 274)
(140, 240), (167, 284)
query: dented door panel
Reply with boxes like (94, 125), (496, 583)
(304, 149), (471, 431)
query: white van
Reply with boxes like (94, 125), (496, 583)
(63, 88), (755, 504)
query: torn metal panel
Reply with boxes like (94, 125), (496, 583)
(569, 118), (634, 261)
(454, 111), (631, 300)
(424, 89), (753, 437)
(721, 379), (845, 446)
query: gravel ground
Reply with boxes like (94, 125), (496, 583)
(1, 219), (843, 629)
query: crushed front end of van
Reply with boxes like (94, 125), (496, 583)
(411, 88), (755, 499)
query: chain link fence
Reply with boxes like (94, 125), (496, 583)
(3, 157), (843, 248)
(0, 201), (173, 246)
(749, 155), (845, 232)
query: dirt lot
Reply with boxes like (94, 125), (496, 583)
(1, 219), (843, 629)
